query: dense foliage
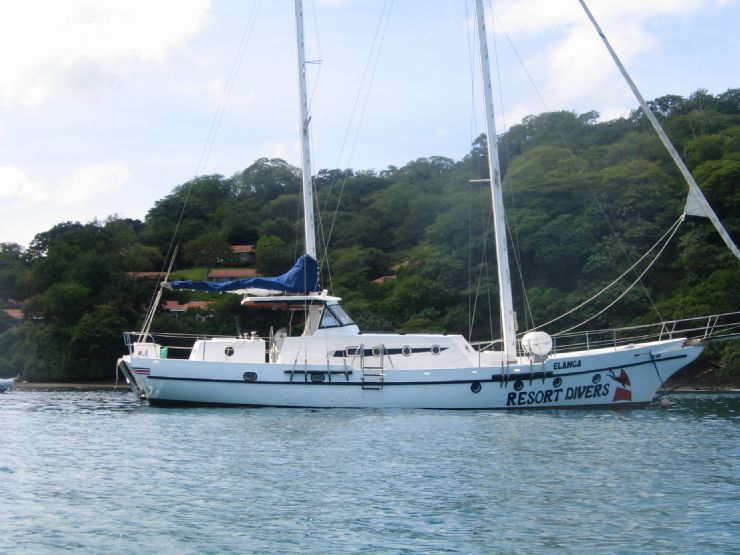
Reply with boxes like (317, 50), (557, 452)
(1, 89), (738, 381)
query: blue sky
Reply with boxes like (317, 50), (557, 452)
(1, 0), (738, 247)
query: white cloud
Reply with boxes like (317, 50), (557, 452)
(0, 0), (211, 107)
(492, 0), (716, 117)
(0, 162), (131, 246)
(57, 163), (130, 206)
(0, 166), (49, 205)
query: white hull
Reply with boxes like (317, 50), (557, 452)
(118, 337), (702, 409)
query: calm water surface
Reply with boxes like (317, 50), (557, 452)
(0, 389), (738, 554)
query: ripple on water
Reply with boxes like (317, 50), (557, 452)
(0, 390), (738, 554)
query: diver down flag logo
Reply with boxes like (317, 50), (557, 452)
(613, 387), (632, 402)
(610, 369), (632, 402)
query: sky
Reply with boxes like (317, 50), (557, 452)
(0, 0), (737, 248)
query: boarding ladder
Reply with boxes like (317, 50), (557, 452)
(360, 343), (385, 390)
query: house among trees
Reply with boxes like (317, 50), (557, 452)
(231, 244), (256, 263)
(373, 261), (408, 284)
(161, 300), (213, 320)
(3, 308), (23, 320)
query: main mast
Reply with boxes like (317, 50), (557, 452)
(294, 0), (317, 259)
(474, 0), (518, 361)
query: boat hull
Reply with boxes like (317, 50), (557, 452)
(117, 338), (702, 409)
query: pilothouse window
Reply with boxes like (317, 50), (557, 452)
(319, 304), (354, 329)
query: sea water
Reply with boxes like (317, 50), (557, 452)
(0, 389), (738, 554)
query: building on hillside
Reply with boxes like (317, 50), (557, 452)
(2, 308), (23, 320)
(231, 245), (256, 263)
(161, 300), (213, 321)
(372, 261), (408, 284)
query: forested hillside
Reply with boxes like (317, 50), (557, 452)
(1, 89), (738, 382)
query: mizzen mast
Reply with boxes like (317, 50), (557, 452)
(474, 0), (518, 361)
(294, 0), (317, 259)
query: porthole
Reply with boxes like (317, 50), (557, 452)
(592, 373), (601, 384)
(310, 373), (325, 383)
(470, 381), (482, 393)
(243, 371), (257, 382)
(225, 346), (235, 357)
(401, 346), (412, 357)
(514, 380), (524, 391)
(371, 346), (382, 357)
(431, 344), (441, 356)
(553, 377), (563, 388)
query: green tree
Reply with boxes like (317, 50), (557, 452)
(184, 230), (233, 270)
(256, 236), (294, 276)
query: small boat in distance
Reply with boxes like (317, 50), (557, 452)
(117, 0), (738, 409)
(0, 378), (14, 394)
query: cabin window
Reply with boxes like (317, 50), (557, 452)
(319, 304), (355, 329)
(319, 306), (340, 328)
(330, 304), (354, 326)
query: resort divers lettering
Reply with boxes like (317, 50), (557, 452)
(506, 383), (611, 406)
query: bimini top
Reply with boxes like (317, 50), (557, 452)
(167, 254), (320, 294)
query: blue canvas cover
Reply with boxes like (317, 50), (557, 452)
(169, 254), (320, 293)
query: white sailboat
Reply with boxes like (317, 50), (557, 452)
(117, 0), (736, 409)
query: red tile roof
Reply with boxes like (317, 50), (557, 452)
(231, 245), (255, 254)
(162, 301), (212, 312)
(3, 308), (23, 319)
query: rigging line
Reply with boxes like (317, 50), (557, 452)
(556, 213), (685, 335)
(527, 215), (684, 333)
(468, 190), (490, 339)
(305, 0), (324, 114)
(141, 245), (179, 336)
(488, 4), (549, 111)
(486, 0), (535, 331)
(143, 2), (260, 317)
(319, 0), (393, 266)
(197, 1), (261, 175)
(468, 1), (498, 343)
(464, 0), (477, 336)
(316, 0), (392, 274)
(488, 0), (663, 324)
(465, 0), (479, 148)
(578, 0), (739, 262)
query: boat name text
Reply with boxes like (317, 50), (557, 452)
(506, 383), (610, 406)
(553, 360), (582, 370)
